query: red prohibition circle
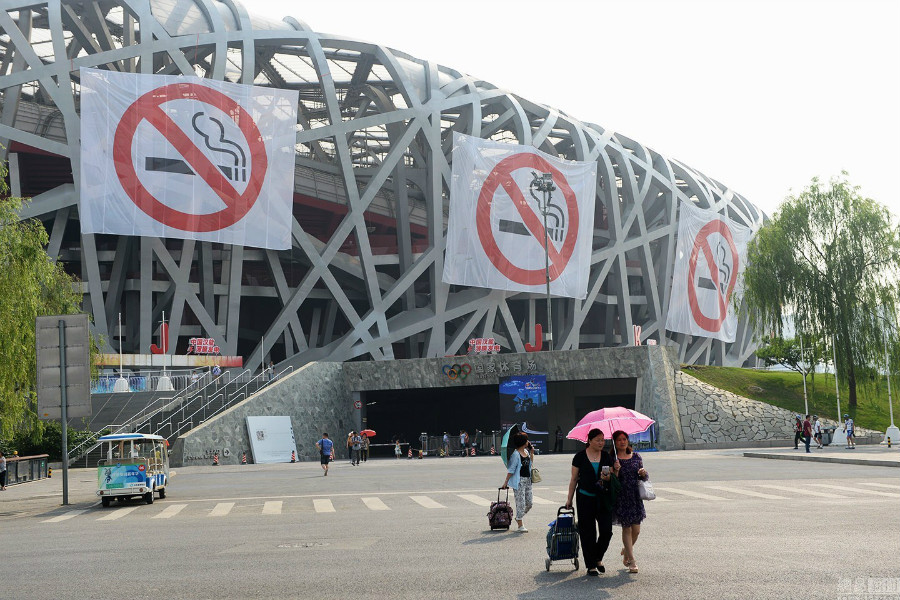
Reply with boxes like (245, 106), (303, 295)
(137, 464), (146, 472)
(113, 82), (267, 232)
(686, 219), (740, 332)
(475, 153), (580, 285)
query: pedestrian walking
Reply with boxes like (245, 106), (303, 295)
(813, 415), (823, 449)
(611, 430), (648, 573)
(346, 431), (354, 462)
(442, 432), (450, 457)
(793, 416), (803, 449)
(501, 432), (534, 533)
(553, 426), (564, 453)
(351, 431), (362, 465)
(844, 414), (856, 449)
(315, 433), (334, 476)
(565, 428), (620, 577)
(0, 451), (7, 491)
(394, 440), (402, 459)
(802, 415), (813, 453)
(361, 434), (370, 462)
(460, 430), (469, 457)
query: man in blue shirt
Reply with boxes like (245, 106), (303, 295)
(316, 433), (334, 476)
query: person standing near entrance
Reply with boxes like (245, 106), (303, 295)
(315, 433), (334, 476)
(351, 431), (363, 465)
(460, 430), (469, 457)
(802, 415), (813, 453)
(442, 432), (450, 457)
(554, 426), (564, 453)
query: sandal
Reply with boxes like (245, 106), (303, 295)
(626, 560), (639, 573)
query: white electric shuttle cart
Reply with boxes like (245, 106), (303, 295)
(96, 433), (169, 506)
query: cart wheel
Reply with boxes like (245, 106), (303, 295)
(101, 496), (110, 508)
(144, 491), (154, 504)
(545, 558), (551, 571)
(574, 558), (579, 570)
(158, 487), (166, 499)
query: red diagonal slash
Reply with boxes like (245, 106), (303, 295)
(475, 152), (580, 286)
(113, 82), (267, 232)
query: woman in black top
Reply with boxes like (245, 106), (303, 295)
(565, 428), (620, 576)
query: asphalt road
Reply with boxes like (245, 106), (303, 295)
(1, 449), (898, 600)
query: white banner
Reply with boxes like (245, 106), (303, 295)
(79, 68), (298, 250)
(442, 133), (597, 299)
(665, 202), (753, 342)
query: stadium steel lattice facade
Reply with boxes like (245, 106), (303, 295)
(0, 0), (765, 371)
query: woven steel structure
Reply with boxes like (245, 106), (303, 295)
(0, 0), (765, 370)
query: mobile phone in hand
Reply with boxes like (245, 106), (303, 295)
(601, 465), (610, 475)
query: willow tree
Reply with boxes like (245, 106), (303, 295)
(0, 160), (84, 439)
(742, 174), (900, 407)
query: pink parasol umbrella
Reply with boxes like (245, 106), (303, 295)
(566, 406), (655, 442)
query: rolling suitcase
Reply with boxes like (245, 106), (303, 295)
(488, 487), (514, 530)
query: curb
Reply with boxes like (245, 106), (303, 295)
(743, 452), (900, 468)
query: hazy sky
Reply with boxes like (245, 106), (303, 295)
(253, 0), (899, 220)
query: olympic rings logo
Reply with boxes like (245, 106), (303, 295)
(442, 363), (472, 381)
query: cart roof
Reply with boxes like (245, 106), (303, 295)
(97, 433), (164, 442)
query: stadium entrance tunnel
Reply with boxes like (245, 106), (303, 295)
(361, 378), (637, 457)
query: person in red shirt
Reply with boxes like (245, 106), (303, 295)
(802, 415), (813, 453)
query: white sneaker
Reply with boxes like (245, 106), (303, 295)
(516, 526), (528, 533)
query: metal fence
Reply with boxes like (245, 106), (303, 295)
(4, 454), (50, 485)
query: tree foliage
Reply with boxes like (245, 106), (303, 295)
(742, 174), (900, 406)
(0, 160), (85, 440)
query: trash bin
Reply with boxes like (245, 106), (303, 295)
(821, 427), (835, 446)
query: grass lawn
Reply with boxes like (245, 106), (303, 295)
(682, 366), (896, 433)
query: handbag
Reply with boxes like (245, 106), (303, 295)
(638, 478), (656, 501)
(530, 466), (543, 484)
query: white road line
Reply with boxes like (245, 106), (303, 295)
(458, 494), (491, 507)
(754, 484), (849, 499)
(152, 504), (187, 519)
(262, 501), (283, 515)
(361, 497), (390, 511)
(704, 485), (789, 500)
(97, 506), (140, 521)
(859, 482), (900, 490)
(531, 495), (557, 505)
(42, 510), (86, 523)
(313, 499), (335, 513)
(552, 488), (671, 501)
(808, 483), (900, 498)
(410, 495), (445, 509)
(209, 502), (235, 517)
(653, 487), (725, 501)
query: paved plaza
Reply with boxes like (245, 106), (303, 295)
(1, 449), (898, 599)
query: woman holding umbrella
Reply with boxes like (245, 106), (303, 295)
(565, 428), (620, 576)
(611, 430), (648, 573)
(501, 431), (534, 533)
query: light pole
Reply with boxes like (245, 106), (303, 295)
(529, 171), (556, 351)
(799, 332), (809, 416)
(880, 306), (899, 444)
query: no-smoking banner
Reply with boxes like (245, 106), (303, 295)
(79, 68), (298, 250)
(665, 202), (753, 342)
(442, 133), (597, 299)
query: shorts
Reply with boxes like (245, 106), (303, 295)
(320, 454), (330, 465)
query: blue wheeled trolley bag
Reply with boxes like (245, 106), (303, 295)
(545, 506), (579, 571)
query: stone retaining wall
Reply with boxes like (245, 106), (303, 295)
(676, 370), (876, 445)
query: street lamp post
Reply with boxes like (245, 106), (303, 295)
(529, 172), (556, 352)
(880, 307), (899, 444)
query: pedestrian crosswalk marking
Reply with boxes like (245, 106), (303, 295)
(531, 495), (557, 505)
(808, 483), (900, 498)
(42, 510), (86, 523)
(313, 499), (335, 513)
(654, 487), (725, 501)
(97, 506), (140, 521)
(152, 504), (187, 519)
(458, 494), (491, 507)
(754, 484), (848, 499)
(263, 501), (283, 515)
(704, 485), (789, 500)
(410, 495), (445, 509)
(362, 497), (390, 511)
(209, 502), (235, 517)
(859, 482), (900, 490)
